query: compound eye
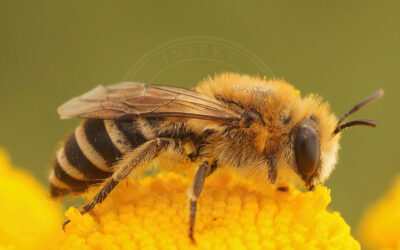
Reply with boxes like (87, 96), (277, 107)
(294, 125), (319, 180)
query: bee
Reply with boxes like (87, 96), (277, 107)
(50, 72), (383, 241)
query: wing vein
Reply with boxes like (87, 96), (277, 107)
(58, 82), (242, 123)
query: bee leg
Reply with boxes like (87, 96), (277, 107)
(188, 160), (213, 243)
(267, 156), (278, 184)
(62, 178), (119, 229)
(113, 138), (176, 181)
(277, 186), (289, 192)
(79, 179), (119, 216)
(268, 156), (289, 192)
(63, 138), (177, 229)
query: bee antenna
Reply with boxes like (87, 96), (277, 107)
(336, 89), (384, 126)
(332, 119), (377, 135)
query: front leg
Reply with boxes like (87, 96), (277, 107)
(267, 155), (278, 184)
(268, 156), (289, 192)
(268, 156), (308, 192)
(187, 159), (216, 243)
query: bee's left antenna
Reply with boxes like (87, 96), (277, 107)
(333, 89), (384, 135)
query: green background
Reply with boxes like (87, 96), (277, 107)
(1, 1), (398, 245)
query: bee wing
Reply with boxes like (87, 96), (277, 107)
(58, 82), (242, 124)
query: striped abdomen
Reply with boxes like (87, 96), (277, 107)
(49, 119), (148, 198)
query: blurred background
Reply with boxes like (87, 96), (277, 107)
(0, 0), (398, 245)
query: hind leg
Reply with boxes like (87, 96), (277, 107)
(63, 138), (178, 229)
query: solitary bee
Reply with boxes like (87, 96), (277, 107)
(50, 73), (383, 241)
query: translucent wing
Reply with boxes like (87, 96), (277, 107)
(58, 82), (242, 124)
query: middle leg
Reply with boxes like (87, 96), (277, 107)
(187, 159), (217, 242)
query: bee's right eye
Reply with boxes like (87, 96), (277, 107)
(294, 125), (319, 181)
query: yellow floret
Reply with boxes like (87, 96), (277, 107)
(0, 149), (63, 250)
(0, 149), (360, 249)
(59, 170), (360, 250)
(359, 176), (400, 249)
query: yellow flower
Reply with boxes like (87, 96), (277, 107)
(60, 171), (360, 249)
(359, 176), (400, 249)
(0, 149), (62, 250)
(0, 149), (360, 249)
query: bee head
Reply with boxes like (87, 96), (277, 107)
(292, 89), (383, 189)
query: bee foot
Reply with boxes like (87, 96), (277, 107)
(62, 219), (71, 231)
(277, 186), (289, 192)
(189, 233), (197, 245)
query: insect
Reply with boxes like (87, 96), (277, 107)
(50, 72), (383, 241)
